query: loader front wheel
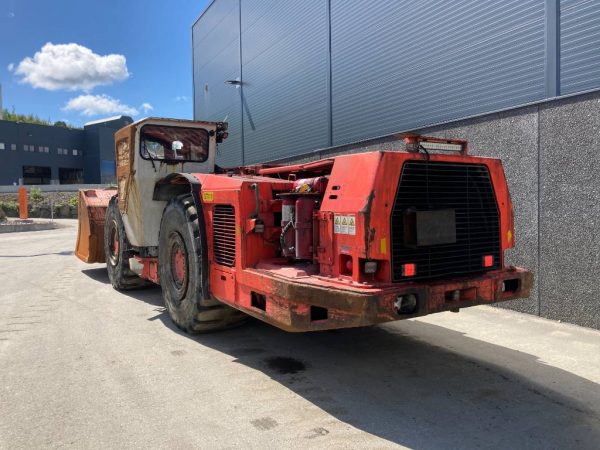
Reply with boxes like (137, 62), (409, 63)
(159, 194), (246, 333)
(104, 197), (149, 290)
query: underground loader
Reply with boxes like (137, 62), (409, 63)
(76, 117), (532, 332)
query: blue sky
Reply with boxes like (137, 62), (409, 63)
(0, 0), (210, 126)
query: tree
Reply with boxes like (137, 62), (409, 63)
(1, 109), (79, 129)
(2, 108), (52, 126)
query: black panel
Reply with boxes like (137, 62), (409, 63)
(212, 204), (236, 267)
(391, 161), (501, 281)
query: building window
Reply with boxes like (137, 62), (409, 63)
(0, 143), (4, 150)
(73, 149), (78, 156)
(39, 146), (44, 153)
(58, 148), (62, 155)
(11, 144), (16, 151)
(23, 144), (28, 151)
(22, 166), (51, 185)
(59, 168), (84, 184)
(45, 146), (49, 153)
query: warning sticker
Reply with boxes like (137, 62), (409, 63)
(340, 216), (348, 234)
(334, 214), (356, 235)
(202, 191), (214, 202)
(348, 216), (356, 235)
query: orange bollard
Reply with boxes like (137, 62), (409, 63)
(18, 186), (28, 220)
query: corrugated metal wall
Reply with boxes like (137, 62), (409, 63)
(561, 0), (600, 95)
(240, 0), (330, 163)
(193, 0), (600, 165)
(331, 0), (547, 145)
(192, 0), (242, 166)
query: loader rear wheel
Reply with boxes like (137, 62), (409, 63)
(104, 197), (149, 290)
(159, 194), (246, 333)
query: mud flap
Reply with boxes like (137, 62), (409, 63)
(75, 189), (117, 263)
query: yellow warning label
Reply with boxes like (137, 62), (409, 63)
(340, 216), (348, 234)
(334, 214), (356, 235)
(380, 238), (387, 254)
(202, 191), (214, 202)
(347, 216), (356, 235)
(507, 229), (513, 243)
(334, 215), (341, 234)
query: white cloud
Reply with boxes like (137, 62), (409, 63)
(63, 94), (138, 117)
(174, 95), (189, 102)
(141, 102), (153, 114)
(14, 42), (129, 91)
(7, 63), (14, 72)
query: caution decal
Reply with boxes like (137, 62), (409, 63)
(334, 214), (356, 235)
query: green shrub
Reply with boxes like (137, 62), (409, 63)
(30, 187), (44, 203)
(68, 195), (78, 208)
(0, 201), (19, 217)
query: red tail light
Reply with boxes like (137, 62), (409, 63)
(483, 255), (494, 267)
(402, 263), (416, 277)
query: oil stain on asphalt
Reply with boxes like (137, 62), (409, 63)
(264, 356), (307, 374)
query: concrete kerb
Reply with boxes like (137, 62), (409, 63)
(0, 220), (62, 233)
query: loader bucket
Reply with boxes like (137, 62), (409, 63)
(75, 189), (117, 263)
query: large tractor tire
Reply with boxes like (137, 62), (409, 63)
(158, 194), (246, 333)
(104, 197), (149, 290)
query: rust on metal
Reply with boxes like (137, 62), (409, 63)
(76, 118), (533, 334)
(74, 189), (116, 263)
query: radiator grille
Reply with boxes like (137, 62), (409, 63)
(391, 161), (501, 281)
(212, 204), (236, 267)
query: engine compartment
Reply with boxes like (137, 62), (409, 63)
(194, 149), (515, 289)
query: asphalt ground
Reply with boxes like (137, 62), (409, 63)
(1, 221), (599, 449)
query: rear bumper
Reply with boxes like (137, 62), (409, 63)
(240, 267), (533, 332)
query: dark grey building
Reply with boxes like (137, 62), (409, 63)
(82, 116), (134, 184)
(0, 115), (132, 185)
(193, 0), (600, 329)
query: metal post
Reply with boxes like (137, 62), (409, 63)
(18, 187), (27, 220)
(545, 0), (560, 97)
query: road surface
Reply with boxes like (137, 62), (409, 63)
(1, 221), (599, 449)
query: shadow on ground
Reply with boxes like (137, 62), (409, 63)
(0, 250), (73, 258)
(81, 267), (600, 449)
(82, 267), (163, 306)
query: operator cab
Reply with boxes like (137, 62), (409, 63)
(115, 118), (228, 249)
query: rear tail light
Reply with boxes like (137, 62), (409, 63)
(483, 255), (494, 267)
(402, 263), (416, 277)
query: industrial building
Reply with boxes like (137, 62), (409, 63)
(0, 115), (132, 185)
(192, 0), (600, 329)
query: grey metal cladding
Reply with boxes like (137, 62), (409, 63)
(560, 0), (600, 95)
(330, 0), (547, 146)
(193, 0), (243, 166)
(240, 0), (330, 164)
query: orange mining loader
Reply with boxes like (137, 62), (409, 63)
(75, 117), (532, 333)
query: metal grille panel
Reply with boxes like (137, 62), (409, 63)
(391, 161), (501, 282)
(212, 204), (236, 267)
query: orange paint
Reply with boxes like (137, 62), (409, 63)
(18, 187), (28, 220)
(75, 127), (532, 332)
